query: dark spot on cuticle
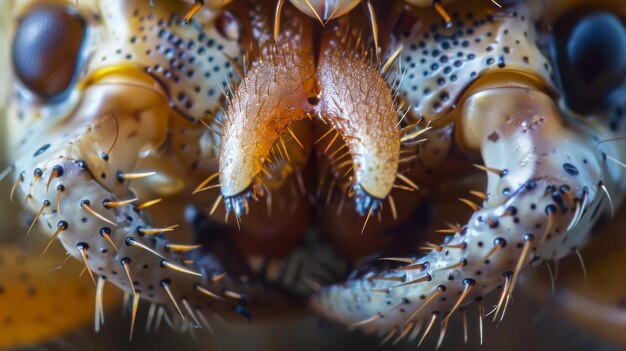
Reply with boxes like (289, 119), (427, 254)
(33, 144), (51, 157)
(487, 132), (500, 142)
(563, 163), (579, 176)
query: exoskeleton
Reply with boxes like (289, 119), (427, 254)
(1, 0), (626, 349)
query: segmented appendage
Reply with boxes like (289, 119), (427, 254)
(312, 0), (626, 344)
(315, 17), (401, 216)
(6, 0), (300, 337)
(4, 0), (626, 347)
(218, 2), (316, 216)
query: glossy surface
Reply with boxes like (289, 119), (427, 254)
(2, 0), (626, 349)
(12, 3), (85, 100)
(552, 10), (626, 113)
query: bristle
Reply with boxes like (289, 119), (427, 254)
(182, 298), (202, 328)
(372, 276), (405, 283)
(606, 154), (626, 169)
(182, 0), (204, 25)
(121, 258), (137, 297)
(379, 327), (398, 346)
(539, 208), (555, 246)
(0, 165), (13, 183)
(41, 221), (68, 256)
(325, 0), (347, 23)
(81, 200), (117, 226)
(408, 320), (424, 342)
(442, 279), (475, 324)
(117, 171), (156, 181)
(129, 292), (141, 341)
(9, 172), (23, 202)
(436, 317), (449, 350)
(469, 190), (488, 200)
(209, 195), (223, 216)
(100, 228), (119, 253)
(394, 274), (431, 288)
(135, 198), (163, 210)
(195, 284), (224, 300)
(95, 275), (106, 332)
(418, 313), (438, 347)
(77, 243), (96, 285)
(492, 272), (512, 322)
(314, 128), (334, 145)
(146, 303), (157, 333)
(138, 225), (178, 235)
(102, 198), (138, 208)
(193, 172), (220, 195)
(377, 257), (416, 264)
(507, 235), (534, 300)
(195, 308), (214, 334)
(483, 237), (506, 261)
(273, 0), (286, 42)
(46, 166), (62, 192)
(287, 127), (304, 149)
(432, 0), (452, 28)
(461, 308), (468, 344)
(302, 0), (324, 25)
(125, 237), (165, 259)
(224, 290), (243, 300)
(388, 195), (398, 220)
(404, 285), (443, 324)
(458, 198), (481, 212)
(395, 173), (419, 191)
(393, 321), (414, 346)
(473, 163), (507, 177)
(567, 190), (587, 231)
(165, 243), (203, 253)
(56, 184), (64, 218)
(161, 280), (185, 320)
(351, 301), (405, 330)
(361, 207), (373, 234)
(278, 136), (291, 162)
(26, 200), (49, 236)
(393, 263), (426, 272)
(575, 249), (588, 287)
(160, 260), (202, 277)
(364, 0), (379, 60)
(600, 182), (615, 217)
(478, 299), (485, 345)
(211, 272), (227, 283)
(323, 133), (339, 154)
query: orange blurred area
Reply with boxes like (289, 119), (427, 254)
(0, 243), (119, 349)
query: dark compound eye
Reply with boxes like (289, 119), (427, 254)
(552, 9), (626, 114)
(11, 4), (86, 101)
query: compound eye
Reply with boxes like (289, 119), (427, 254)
(552, 10), (626, 113)
(12, 4), (86, 101)
(289, 0), (361, 21)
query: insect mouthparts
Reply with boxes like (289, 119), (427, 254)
(353, 183), (384, 217)
(223, 186), (255, 218)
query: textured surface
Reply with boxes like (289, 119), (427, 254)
(3, 0), (626, 349)
(11, 4), (86, 99)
